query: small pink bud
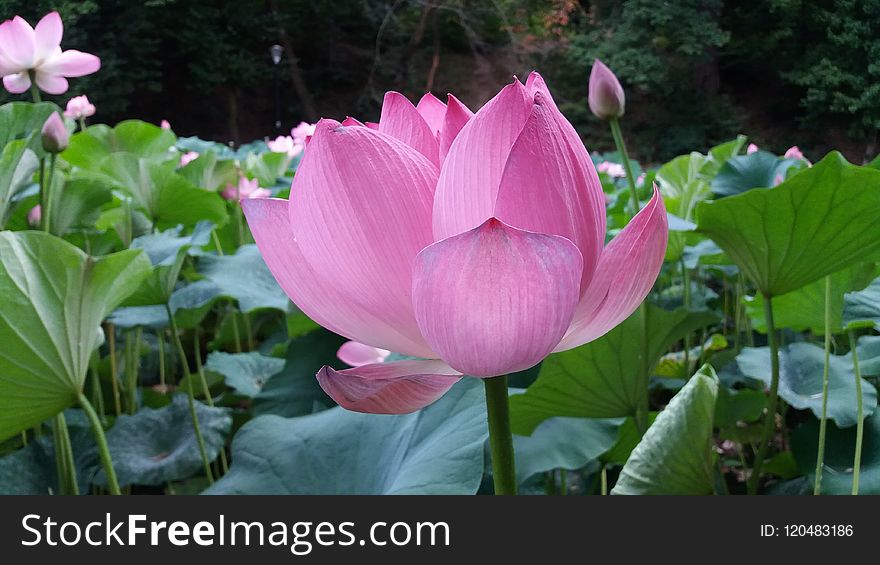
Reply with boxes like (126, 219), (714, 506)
(27, 205), (42, 227)
(41, 113), (69, 153)
(588, 59), (625, 120)
(747, 143), (758, 154)
(160, 119), (171, 130)
(784, 146), (804, 160)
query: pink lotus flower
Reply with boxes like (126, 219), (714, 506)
(597, 161), (626, 178)
(0, 12), (100, 95)
(267, 135), (304, 158)
(588, 59), (625, 120)
(64, 94), (95, 119)
(784, 146), (804, 159)
(222, 175), (270, 201)
(243, 72), (667, 414)
(747, 143), (759, 154)
(291, 121), (316, 144)
(27, 205), (41, 226)
(160, 119), (171, 130)
(338, 341), (391, 367)
(40, 112), (69, 153)
(178, 151), (199, 167)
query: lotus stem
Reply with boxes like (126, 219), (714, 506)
(848, 330), (864, 495)
(608, 117), (640, 214)
(484, 375), (516, 495)
(78, 118), (86, 132)
(28, 70), (41, 103)
(54, 412), (79, 495)
(79, 393), (121, 495)
(814, 276), (832, 495)
(107, 323), (122, 416)
(165, 304), (215, 484)
(748, 294), (780, 494)
(158, 329), (166, 388)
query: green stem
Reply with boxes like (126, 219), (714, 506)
(814, 276), (832, 495)
(849, 330), (864, 495)
(20, 430), (28, 446)
(79, 393), (121, 495)
(41, 154), (56, 233)
(193, 326), (214, 406)
(78, 117), (86, 132)
(230, 309), (243, 353)
(243, 313), (256, 351)
(158, 329), (166, 388)
(165, 304), (215, 484)
(681, 256), (691, 374)
(608, 116), (650, 434)
(484, 375), (516, 495)
(748, 294), (780, 495)
(211, 229), (225, 256)
(600, 465), (608, 496)
(28, 70), (41, 103)
(52, 416), (68, 494)
(608, 116), (640, 215)
(55, 412), (79, 495)
(107, 323), (121, 416)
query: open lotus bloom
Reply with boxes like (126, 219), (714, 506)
(0, 12), (100, 95)
(243, 72), (667, 414)
(64, 94), (95, 119)
(222, 175), (270, 201)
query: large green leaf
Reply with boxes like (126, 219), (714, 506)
(843, 276), (880, 330)
(89, 395), (231, 487)
(0, 139), (38, 228)
(736, 343), (876, 427)
(791, 411), (880, 494)
(857, 336), (880, 376)
(512, 415), (621, 484)
(49, 174), (115, 236)
(697, 153), (880, 296)
(611, 365), (719, 495)
(204, 351), (285, 398)
(206, 379), (487, 494)
(509, 306), (718, 434)
(745, 264), (877, 334)
(711, 151), (800, 196)
(171, 244), (289, 314)
(0, 102), (57, 227)
(0, 102), (57, 152)
(0, 232), (151, 440)
(63, 120), (177, 170)
(253, 329), (344, 417)
(178, 150), (237, 192)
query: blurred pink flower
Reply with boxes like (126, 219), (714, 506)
(747, 143), (759, 154)
(160, 119), (171, 130)
(179, 151), (199, 167)
(63, 94), (95, 119)
(291, 121), (316, 144)
(40, 112), (68, 153)
(597, 161), (626, 178)
(784, 146), (804, 159)
(242, 72), (667, 414)
(636, 173), (646, 186)
(588, 59), (625, 120)
(0, 12), (100, 95)
(222, 176), (270, 201)
(27, 205), (41, 226)
(267, 135), (303, 158)
(337, 341), (391, 367)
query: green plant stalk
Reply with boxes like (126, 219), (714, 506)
(55, 412), (79, 495)
(814, 276), (832, 495)
(243, 313), (256, 351)
(79, 393), (121, 495)
(211, 229), (225, 256)
(748, 295), (781, 495)
(40, 154), (57, 233)
(78, 118), (86, 132)
(192, 327), (214, 406)
(158, 329), (166, 388)
(20, 430), (27, 446)
(484, 375), (516, 495)
(28, 70), (41, 103)
(107, 323), (121, 416)
(848, 330), (864, 495)
(230, 310), (243, 353)
(681, 256), (692, 373)
(165, 304), (215, 484)
(608, 116), (650, 435)
(52, 416), (68, 494)
(600, 466), (608, 496)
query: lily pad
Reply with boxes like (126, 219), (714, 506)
(711, 151), (800, 196)
(843, 276), (880, 330)
(90, 395), (231, 487)
(206, 379), (487, 494)
(0, 232), (151, 441)
(736, 343), (876, 427)
(697, 152), (880, 296)
(204, 351), (285, 398)
(612, 365), (719, 495)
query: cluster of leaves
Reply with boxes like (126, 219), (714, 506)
(1, 93), (880, 495)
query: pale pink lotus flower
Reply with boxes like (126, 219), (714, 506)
(160, 119), (171, 130)
(747, 143), (759, 154)
(291, 121), (316, 144)
(0, 12), (100, 95)
(597, 161), (626, 178)
(243, 72), (667, 414)
(222, 175), (270, 201)
(267, 135), (304, 158)
(338, 341), (391, 367)
(636, 173), (646, 186)
(27, 205), (41, 226)
(64, 94), (95, 119)
(784, 146), (804, 159)
(588, 59), (625, 120)
(178, 151), (199, 167)
(40, 112), (69, 153)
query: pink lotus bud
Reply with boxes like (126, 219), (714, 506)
(40, 112), (69, 153)
(588, 59), (625, 120)
(160, 119), (171, 130)
(784, 146), (804, 160)
(64, 95), (96, 119)
(179, 151), (199, 167)
(747, 143), (758, 154)
(27, 205), (41, 227)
